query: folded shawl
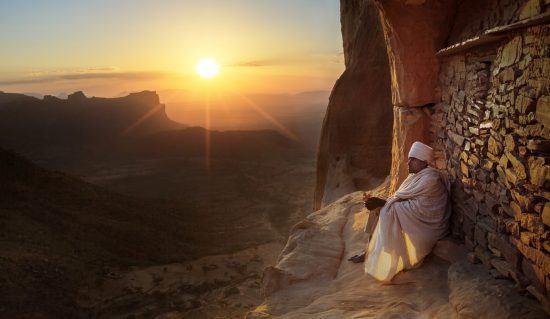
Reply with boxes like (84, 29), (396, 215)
(365, 167), (450, 281)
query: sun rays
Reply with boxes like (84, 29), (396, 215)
(197, 85), (301, 171)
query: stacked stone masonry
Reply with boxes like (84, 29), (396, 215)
(431, 24), (550, 298)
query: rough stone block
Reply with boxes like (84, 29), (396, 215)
(543, 202), (550, 227)
(521, 231), (542, 249)
(521, 214), (545, 235)
(489, 232), (521, 269)
(504, 218), (521, 238)
(505, 134), (517, 152)
(498, 154), (509, 168)
(468, 153), (480, 166)
(517, 94), (536, 114)
(488, 135), (503, 156)
(447, 130), (465, 146)
(505, 152), (527, 180)
(481, 159), (495, 171)
(505, 168), (518, 184)
(511, 189), (532, 211)
(519, 0), (542, 21)
(523, 124), (550, 139)
(500, 36), (522, 68)
(512, 237), (550, 274)
(536, 95), (550, 127)
(500, 67), (515, 83)
(528, 156), (549, 187)
(510, 201), (523, 221)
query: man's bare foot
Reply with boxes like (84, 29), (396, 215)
(347, 252), (366, 263)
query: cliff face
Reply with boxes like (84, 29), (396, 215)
(264, 0), (549, 316)
(314, 0), (393, 209)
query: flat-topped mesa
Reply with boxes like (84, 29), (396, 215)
(67, 90), (87, 102)
(61, 90), (161, 109)
(123, 90), (161, 106)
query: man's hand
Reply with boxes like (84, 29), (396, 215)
(363, 193), (387, 210)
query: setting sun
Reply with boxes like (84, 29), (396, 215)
(195, 58), (220, 79)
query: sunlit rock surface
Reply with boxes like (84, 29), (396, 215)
(249, 192), (548, 318)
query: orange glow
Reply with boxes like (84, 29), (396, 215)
(204, 92), (211, 171)
(225, 89), (300, 142)
(195, 58), (220, 79)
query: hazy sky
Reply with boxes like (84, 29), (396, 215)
(0, 0), (343, 97)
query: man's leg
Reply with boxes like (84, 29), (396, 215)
(348, 207), (380, 263)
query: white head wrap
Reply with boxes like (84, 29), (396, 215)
(408, 141), (433, 163)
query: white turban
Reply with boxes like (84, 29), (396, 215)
(408, 141), (433, 162)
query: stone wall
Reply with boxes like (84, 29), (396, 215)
(432, 23), (550, 298)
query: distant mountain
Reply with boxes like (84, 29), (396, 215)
(0, 147), (193, 317)
(0, 90), (185, 149)
(0, 90), (314, 169)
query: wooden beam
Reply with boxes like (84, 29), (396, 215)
(436, 12), (550, 57)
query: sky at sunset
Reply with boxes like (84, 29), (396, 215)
(0, 0), (343, 98)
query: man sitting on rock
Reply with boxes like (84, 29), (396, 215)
(348, 141), (450, 282)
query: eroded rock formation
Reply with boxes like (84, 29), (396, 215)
(314, 0), (393, 209)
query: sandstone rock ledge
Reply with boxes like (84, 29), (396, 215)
(248, 191), (548, 319)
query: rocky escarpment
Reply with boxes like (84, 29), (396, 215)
(0, 90), (183, 149)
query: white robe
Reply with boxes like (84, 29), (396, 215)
(365, 167), (450, 281)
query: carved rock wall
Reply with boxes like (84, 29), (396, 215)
(374, 0), (457, 192)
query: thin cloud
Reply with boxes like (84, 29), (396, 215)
(0, 70), (168, 86)
(230, 59), (281, 67)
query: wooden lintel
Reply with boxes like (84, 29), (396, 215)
(436, 11), (550, 57)
(436, 34), (506, 57)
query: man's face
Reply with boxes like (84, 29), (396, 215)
(408, 157), (427, 173)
